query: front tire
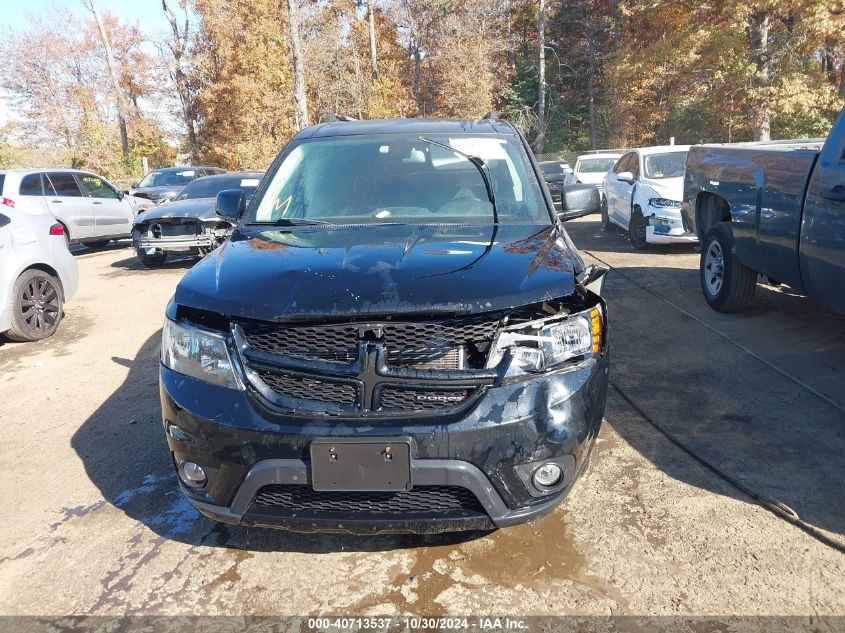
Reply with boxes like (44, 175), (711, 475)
(4, 270), (64, 342)
(628, 209), (647, 249)
(700, 222), (756, 312)
(137, 249), (167, 268)
(600, 198), (611, 230)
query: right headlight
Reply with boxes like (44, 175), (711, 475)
(487, 306), (604, 379)
(161, 318), (242, 389)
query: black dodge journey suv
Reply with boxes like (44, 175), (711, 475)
(160, 116), (609, 534)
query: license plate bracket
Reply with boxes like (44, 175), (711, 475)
(310, 438), (411, 492)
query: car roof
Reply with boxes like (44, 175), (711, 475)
(635, 145), (692, 156)
(189, 172), (264, 182)
(149, 166), (221, 172)
(577, 153), (622, 159)
(539, 160), (570, 165)
(0, 168), (106, 175)
(294, 117), (519, 140)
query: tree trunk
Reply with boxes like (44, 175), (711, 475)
(367, 1), (378, 79)
(536, 0), (546, 155)
(747, 11), (771, 142)
(87, 0), (130, 158)
(287, 0), (310, 129)
(839, 64), (845, 99)
(586, 32), (597, 150)
(162, 0), (198, 161)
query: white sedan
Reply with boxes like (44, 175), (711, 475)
(600, 146), (698, 248)
(0, 200), (78, 341)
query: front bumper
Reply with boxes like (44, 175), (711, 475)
(138, 235), (216, 253)
(644, 206), (699, 244)
(160, 351), (609, 534)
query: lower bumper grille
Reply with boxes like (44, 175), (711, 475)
(253, 485), (486, 516)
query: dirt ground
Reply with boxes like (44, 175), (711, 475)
(0, 214), (843, 617)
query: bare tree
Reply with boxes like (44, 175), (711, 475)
(367, 1), (379, 78)
(84, 0), (130, 158)
(162, 0), (198, 160)
(287, 0), (310, 129)
(536, 0), (546, 154)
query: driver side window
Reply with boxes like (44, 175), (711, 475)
(615, 153), (634, 175)
(78, 174), (119, 199)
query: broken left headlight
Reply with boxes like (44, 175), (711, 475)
(487, 306), (604, 379)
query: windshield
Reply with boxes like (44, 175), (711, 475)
(577, 157), (619, 173)
(540, 162), (569, 175)
(138, 169), (197, 188)
(248, 134), (549, 225)
(176, 175), (262, 201)
(643, 152), (688, 179)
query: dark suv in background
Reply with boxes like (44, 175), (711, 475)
(128, 166), (224, 204)
(159, 117), (608, 534)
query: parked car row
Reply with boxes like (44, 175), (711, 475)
(0, 164), (241, 341)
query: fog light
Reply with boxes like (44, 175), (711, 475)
(533, 463), (563, 488)
(178, 461), (207, 488)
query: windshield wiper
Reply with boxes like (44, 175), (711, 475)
(248, 218), (333, 226)
(418, 136), (499, 225)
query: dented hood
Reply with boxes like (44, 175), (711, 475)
(174, 223), (583, 321)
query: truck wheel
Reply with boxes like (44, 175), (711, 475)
(600, 199), (611, 230)
(137, 249), (167, 268)
(700, 223), (756, 312)
(4, 269), (64, 342)
(628, 209), (647, 249)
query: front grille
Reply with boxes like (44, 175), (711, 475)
(379, 387), (474, 411)
(150, 222), (198, 239)
(253, 485), (485, 515)
(243, 323), (359, 362)
(258, 371), (358, 405)
(241, 316), (500, 370)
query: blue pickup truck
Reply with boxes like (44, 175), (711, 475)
(682, 107), (844, 314)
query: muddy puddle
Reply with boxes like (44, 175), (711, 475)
(353, 509), (625, 615)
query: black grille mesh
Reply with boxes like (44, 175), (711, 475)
(240, 316), (500, 369)
(253, 485), (485, 515)
(244, 323), (359, 362)
(379, 387), (474, 411)
(258, 372), (358, 405)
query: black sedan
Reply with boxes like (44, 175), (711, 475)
(132, 172), (263, 267)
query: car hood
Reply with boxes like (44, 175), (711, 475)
(175, 223), (583, 321)
(641, 176), (684, 201)
(575, 172), (606, 185)
(134, 198), (217, 224)
(128, 185), (182, 199)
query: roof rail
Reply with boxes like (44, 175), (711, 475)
(322, 114), (357, 123)
(481, 111), (499, 120)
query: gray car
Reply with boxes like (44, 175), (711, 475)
(132, 172), (263, 267)
(128, 166), (224, 205)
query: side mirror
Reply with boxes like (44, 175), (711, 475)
(562, 167), (574, 175)
(216, 189), (246, 222)
(616, 171), (634, 183)
(117, 190), (124, 200)
(557, 184), (601, 221)
(131, 182), (140, 189)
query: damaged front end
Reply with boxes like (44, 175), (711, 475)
(159, 266), (609, 534)
(132, 218), (232, 257)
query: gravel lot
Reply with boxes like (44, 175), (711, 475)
(1, 215), (843, 617)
